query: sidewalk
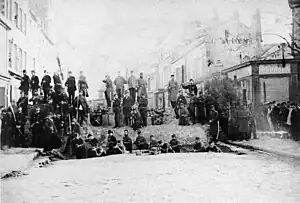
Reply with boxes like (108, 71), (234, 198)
(0, 148), (40, 178)
(228, 135), (300, 160)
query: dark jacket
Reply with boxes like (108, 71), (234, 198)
(108, 135), (117, 148)
(41, 75), (52, 89)
(19, 74), (30, 93)
(65, 76), (77, 92)
(30, 75), (40, 90)
(182, 83), (197, 95)
(113, 98), (121, 112)
(53, 75), (62, 85)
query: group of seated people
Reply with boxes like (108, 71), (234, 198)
(71, 129), (221, 159)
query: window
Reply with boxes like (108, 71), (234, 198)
(14, 2), (18, 27)
(8, 40), (12, 68)
(19, 8), (22, 31)
(9, 0), (12, 20)
(19, 48), (22, 71)
(24, 13), (27, 35)
(24, 51), (27, 70)
(14, 44), (17, 71)
(0, 0), (5, 16)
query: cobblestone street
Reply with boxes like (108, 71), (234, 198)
(2, 151), (300, 203)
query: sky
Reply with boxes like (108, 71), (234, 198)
(50, 0), (292, 99)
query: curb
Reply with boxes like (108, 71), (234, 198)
(225, 141), (300, 161)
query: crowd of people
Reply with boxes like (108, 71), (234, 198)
(1, 69), (90, 150)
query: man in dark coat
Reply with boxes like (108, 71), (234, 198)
(138, 93), (148, 127)
(78, 71), (89, 97)
(53, 72), (62, 93)
(30, 107), (43, 147)
(131, 107), (141, 131)
(19, 70), (30, 96)
(74, 90), (89, 126)
(2, 108), (15, 148)
(17, 91), (28, 116)
(106, 130), (121, 155)
(134, 130), (148, 150)
(112, 94), (121, 128)
(207, 104), (219, 143)
(41, 70), (52, 101)
(14, 106), (26, 147)
(189, 92), (198, 124)
(102, 75), (113, 108)
(175, 90), (187, 119)
(72, 133), (85, 159)
(123, 90), (133, 126)
(30, 70), (39, 96)
(169, 134), (181, 153)
(122, 129), (133, 153)
(182, 78), (197, 96)
(65, 71), (77, 105)
(137, 72), (147, 102)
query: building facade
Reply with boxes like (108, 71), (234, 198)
(0, 16), (11, 107)
(0, 0), (60, 103)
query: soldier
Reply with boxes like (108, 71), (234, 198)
(30, 70), (40, 97)
(169, 134), (181, 153)
(14, 106), (26, 147)
(114, 71), (127, 99)
(30, 107), (43, 147)
(137, 72), (147, 102)
(131, 107), (141, 131)
(168, 74), (178, 109)
(112, 94), (121, 128)
(175, 89), (187, 119)
(102, 75), (113, 109)
(74, 90), (89, 126)
(78, 71), (89, 97)
(178, 103), (189, 126)
(122, 129), (133, 153)
(207, 104), (219, 144)
(17, 91), (28, 116)
(65, 71), (77, 105)
(19, 70), (30, 96)
(197, 91), (206, 124)
(123, 90), (133, 126)
(41, 70), (52, 101)
(138, 93), (148, 127)
(53, 72), (62, 93)
(189, 92), (198, 124)
(127, 70), (137, 104)
(134, 130), (148, 150)
(182, 78), (197, 96)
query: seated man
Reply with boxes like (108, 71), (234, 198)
(85, 134), (102, 158)
(106, 130), (119, 155)
(72, 133), (86, 159)
(169, 134), (181, 153)
(122, 129), (133, 153)
(149, 135), (160, 155)
(193, 137), (207, 152)
(134, 130), (148, 150)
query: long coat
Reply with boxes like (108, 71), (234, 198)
(30, 75), (40, 90)
(114, 76), (126, 89)
(19, 74), (30, 93)
(208, 110), (219, 136)
(168, 80), (178, 102)
(65, 76), (77, 92)
(137, 78), (147, 97)
(123, 96), (133, 118)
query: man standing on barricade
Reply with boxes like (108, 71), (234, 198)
(168, 74), (178, 110)
(78, 71), (89, 97)
(74, 90), (88, 126)
(103, 75), (113, 109)
(197, 91), (206, 124)
(53, 72), (62, 93)
(113, 94), (121, 128)
(137, 72), (147, 102)
(138, 93), (148, 127)
(41, 70), (52, 101)
(65, 71), (77, 105)
(17, 91), (28, 116)
(30, 70), (40, 97)
(123, 90), (133, 126)
(207, 104), (219, 144)
(19, 70), (30, 96)
(14, 106), (26, 147)
(114, 71), (127, 99)
(189, 92), (198, 124)
(182, 78), (197, 96)
(127, 70), (137, 104)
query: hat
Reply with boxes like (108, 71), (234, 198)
(124, 129), (128, 132)
(137, 129), (141, 134)
(171, 74), (174, 77)
(108, 130), (113, 134)
(195, 137), (200, 140)
(23, 70), (26, 73)
(130, 70), (134, 73)
(140, 72), (143, 75)
(171, 134), (176, 138)
(189, 78), (194, 82)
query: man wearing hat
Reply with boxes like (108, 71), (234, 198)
(182, 78), (197, 96)
(138, 93), (148, 127)
(137, 72), (147, 102)
(30, 70), (40, 97)
(207, 104), (219, 144)
(168, 74), (178, 109)
(53, 71), (62, 93)
(65, 71), (77, 105)
(114, 71), (127, 99)
(123, 90), (133, 126)
(41, 70), (52, 101)
(102, 75), (113, 109)
(112, 94), (121, 128)
(127, 70), (137, 103)
(19, 70), (30, 96)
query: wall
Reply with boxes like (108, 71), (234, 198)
(259, 77), (289, 103)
